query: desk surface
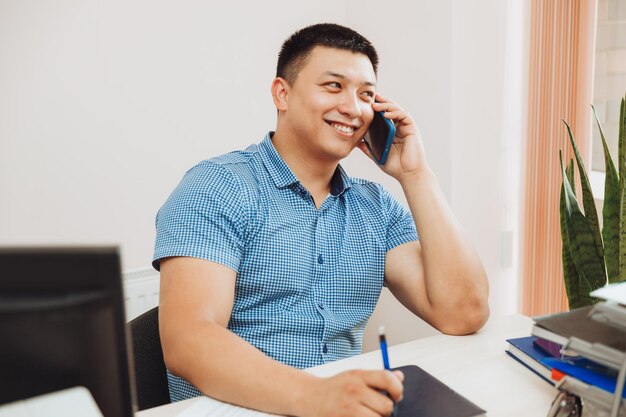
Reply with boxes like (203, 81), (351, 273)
(137, 314), (556, 417)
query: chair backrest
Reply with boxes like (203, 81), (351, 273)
(128, 306), (170, 411)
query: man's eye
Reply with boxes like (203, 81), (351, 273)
(327, 82), (341, 89)
(362, 91), (375, 101)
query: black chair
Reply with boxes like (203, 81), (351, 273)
(128, 306), (170, 411)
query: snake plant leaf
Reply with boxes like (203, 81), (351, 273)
(561, 153), (606, 308)
(566, 158), (575, 198)
(592, 106), (621, 283)
(619, 96), (626, 281)
(563, 121), (604, 262)
(619, 96), (625, 181)
(560, 154), (586, 308)
(559, 153), (606, 308)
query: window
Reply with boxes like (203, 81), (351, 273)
(591, 0), (626, 173)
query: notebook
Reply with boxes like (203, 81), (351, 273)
(176, 365), (486, 417)
(393, 364), (486, 417)
(505, 336), (555, 384)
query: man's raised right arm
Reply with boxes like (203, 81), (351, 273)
(159, 256), (404, 417)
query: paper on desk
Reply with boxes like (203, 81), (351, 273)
(176, 397), (282, 417)
(590, 281), (626, 305)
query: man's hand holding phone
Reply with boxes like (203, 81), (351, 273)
(358, 94), (429, 182)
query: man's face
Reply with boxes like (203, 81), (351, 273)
(281, 46), (377, 162)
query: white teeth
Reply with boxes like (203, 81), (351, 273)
(331, 123), (355, 134)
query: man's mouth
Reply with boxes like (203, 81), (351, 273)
(327, 121), (359, 135)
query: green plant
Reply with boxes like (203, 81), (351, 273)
(559, 94), (626, 309)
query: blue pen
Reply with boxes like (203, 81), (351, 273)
(379, 325), (390, 369)
(379, 326), (398, 416)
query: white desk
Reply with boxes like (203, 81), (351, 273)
(137, 314), (557, 417)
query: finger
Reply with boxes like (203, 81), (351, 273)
(376, 107), (413, 127)
(384, 111), (417, 133)
(392, 370), (404, 383)
(359, 404), (385, 417)
(374, 92), (395, 105)
(381, 109), (411, 123)
(362, 371), (404, 402)
(384, 371), (404, 402)
(360, 388), (396, 417)
(373, 101), (401, 113)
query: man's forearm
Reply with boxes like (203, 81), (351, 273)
(398, 168), (489, 333)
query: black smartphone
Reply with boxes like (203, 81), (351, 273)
(363, 110), (396, 165)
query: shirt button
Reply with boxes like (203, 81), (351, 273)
(322, 343), (328, 354)
(317, 254), (324, 264)
(319, 303), (325, 310)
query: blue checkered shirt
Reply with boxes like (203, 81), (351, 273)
(153, 133), (419, 402)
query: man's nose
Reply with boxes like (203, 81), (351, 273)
(337, 92), (363, 119)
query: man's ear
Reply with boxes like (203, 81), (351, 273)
(271, 77), (289, 112)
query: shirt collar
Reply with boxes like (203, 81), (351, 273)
(330, 164), (351, 197)
(259, 132), (352, 196)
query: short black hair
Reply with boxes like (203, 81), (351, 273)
(276, 23), (378, 85)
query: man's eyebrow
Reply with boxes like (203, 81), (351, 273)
(321, 71), (376, 87)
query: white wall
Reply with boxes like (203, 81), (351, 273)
(450, 0), (529, 318)
(0, 0), (526, 349)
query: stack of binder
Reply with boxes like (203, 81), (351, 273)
(529, 283), (626, 417)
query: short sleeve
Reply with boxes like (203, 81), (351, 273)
(382, 188), (419, 252)
(152, 162), (248, 272)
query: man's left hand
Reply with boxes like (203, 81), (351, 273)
(357, 94), (429, 182)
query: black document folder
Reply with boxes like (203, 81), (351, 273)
(394, 365), (486, 417)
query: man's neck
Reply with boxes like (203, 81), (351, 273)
(271, 130), (338, 206)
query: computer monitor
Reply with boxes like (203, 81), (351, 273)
(0, 247), (135, 417)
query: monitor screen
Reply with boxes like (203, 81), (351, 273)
(0, 247), (135, 417)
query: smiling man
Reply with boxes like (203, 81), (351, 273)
(153, 23), (489, 417)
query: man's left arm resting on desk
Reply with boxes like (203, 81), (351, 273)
(368, 96), (490, 335)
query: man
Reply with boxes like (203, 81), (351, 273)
(153, 23), (489, 417)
